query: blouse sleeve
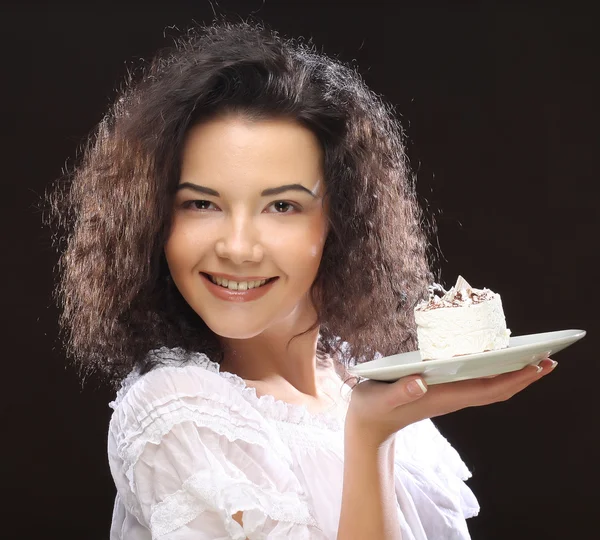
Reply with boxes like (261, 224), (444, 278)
(393, 419), (480, 540)
(108, 366), (326, 540)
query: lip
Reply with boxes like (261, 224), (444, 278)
(200, 272), (279, 303)
(202, 272), (277, 281)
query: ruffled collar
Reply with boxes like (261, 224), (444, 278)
(112, 346), (349, 432)
(217, 368), (348, 432)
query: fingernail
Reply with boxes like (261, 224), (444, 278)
(407, 378), (427, 396)
(549, 360), (558, 369)
(535, 365), (543, 374)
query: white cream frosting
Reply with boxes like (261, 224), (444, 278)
(414, 277), (511, 360)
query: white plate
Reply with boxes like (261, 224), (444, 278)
(347, 329), (586, 384)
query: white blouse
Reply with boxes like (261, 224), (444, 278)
(108, 347), (479, 539)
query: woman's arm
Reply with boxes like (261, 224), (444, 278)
(337, 358), (557, 540)
(337, 423), (402, 540)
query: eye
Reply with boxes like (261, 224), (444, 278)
(182, 200), (218, 211)
(266, 201), (300, 214)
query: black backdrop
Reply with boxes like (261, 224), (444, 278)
(3, 2), (598, 539)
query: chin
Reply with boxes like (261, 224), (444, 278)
(196, 301), (305, 341)
(202, 320), (266, 340)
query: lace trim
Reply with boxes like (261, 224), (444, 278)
(150, 465), (318, 538)
(109, 368), (142, 411)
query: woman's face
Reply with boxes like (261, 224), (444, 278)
(165, 113), (329, 339)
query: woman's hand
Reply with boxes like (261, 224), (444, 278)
(346, 358), (557, 448)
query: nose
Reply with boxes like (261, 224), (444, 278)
(215, 213), (264, 265)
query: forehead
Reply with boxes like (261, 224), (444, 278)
(180, 114), (324, 190)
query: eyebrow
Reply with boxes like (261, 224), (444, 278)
(176, 182), (317, 198)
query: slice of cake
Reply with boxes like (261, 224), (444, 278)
(414, 276), (511, 360)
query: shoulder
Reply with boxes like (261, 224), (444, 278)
(107, 347), (293, 483)
(108, 347), (270, 448)
(110, 348), (223, 413)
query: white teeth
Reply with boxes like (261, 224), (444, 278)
(209, 275), (270, 291)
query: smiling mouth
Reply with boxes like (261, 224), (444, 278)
(201, 273), (278, 291)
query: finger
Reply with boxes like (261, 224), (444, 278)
(538, 357), (558, 371)
(383, 376), (428, 408)
(429, 364), (546, 410)
(465, 361), (556, 404)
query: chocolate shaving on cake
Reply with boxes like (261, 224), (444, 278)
(428, 283), (447, 300)
(416, 275), (495, 311)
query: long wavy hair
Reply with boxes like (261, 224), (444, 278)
(44, 21), (436, 386)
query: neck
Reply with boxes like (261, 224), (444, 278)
(218, 303), (325, 398)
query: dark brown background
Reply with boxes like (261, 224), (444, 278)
(3, 1), (597, 539)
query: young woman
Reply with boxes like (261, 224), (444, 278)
(46, 21), (555, 540)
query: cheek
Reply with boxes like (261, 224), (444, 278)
(164, 222), (209, 271)
(263, 219), (326, 272)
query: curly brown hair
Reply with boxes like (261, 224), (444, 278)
(44, 21), (436, 386)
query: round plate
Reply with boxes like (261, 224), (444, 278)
(347, 329), (586, 384)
